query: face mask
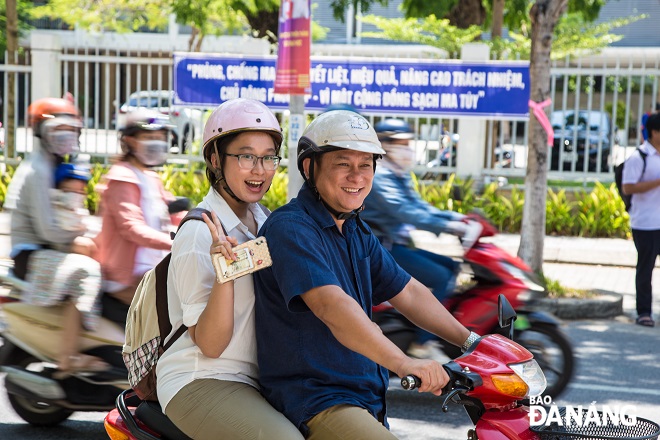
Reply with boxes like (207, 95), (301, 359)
(52, 188), (86, 210)
(60, 191), (86, 210)
(45, 131), (79, 157)
(134, 140), (168, 167)
(385, 145), (415, 171)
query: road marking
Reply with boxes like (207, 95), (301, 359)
(570, 383), (660, 396)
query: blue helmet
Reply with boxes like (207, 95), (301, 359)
(374, 119), (414, 141)
(54, 163), (91, 188)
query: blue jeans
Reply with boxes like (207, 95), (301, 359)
(389, 243), (460, 344)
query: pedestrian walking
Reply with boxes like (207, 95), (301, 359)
(622, 112), (660, 327)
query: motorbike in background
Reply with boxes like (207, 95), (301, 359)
(0, 262), (128, 426)
(400, 295), (660, 440)
(373, 212), (575, 398)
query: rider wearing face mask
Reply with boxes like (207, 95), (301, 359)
(7, 97), (87, 277)
(6, 98), (109, 375)
(360, 118), (481, 361)
(95, 109), (181, 327)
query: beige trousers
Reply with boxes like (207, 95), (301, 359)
(165, 379), (303, 440)
(306, 404), (398, 440)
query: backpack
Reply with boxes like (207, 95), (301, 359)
(614, 148), (648, 212)
(122, 207), (211, 401)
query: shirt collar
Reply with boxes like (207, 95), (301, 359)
(297, 183), (357, 233)
(202, 188), (268, 236)
(642, 140), (660, 157)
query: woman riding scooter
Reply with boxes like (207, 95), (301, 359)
(361, 118), (482, 361)
(96, 109), (185, 327)
(6, 97), (105, 374)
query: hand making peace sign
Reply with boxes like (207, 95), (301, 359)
(202, 211), (239, 262)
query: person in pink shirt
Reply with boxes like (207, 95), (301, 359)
(96, 110), (184, 327)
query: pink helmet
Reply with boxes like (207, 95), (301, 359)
(202, 99), (282, 159)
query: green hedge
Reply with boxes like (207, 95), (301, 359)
(0, 164), (631, 238)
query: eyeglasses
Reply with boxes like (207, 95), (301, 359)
(223, 153), (281, 171)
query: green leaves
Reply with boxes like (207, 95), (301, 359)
(413, 177), (631, 239)
(0, 164), (16, 210)
(359, 10), (645, 61)
(31, 0), (171, 34)
(412, 174), (630, 239)
(360, 14), (482, 56)
(261, 169), (288, 212)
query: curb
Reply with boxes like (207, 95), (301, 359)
(534, 290), (623, 320)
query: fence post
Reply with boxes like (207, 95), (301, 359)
(456, 43), (489, 181)
(30, 32), (62, 102)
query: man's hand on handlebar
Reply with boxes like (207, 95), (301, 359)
(395, 358), (449, 396)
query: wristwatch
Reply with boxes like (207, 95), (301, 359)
(461, 331), (481, 353)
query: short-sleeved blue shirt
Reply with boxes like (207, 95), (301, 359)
(254, 183), (411, 430)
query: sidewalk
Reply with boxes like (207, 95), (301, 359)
(413, 230), (640, 268)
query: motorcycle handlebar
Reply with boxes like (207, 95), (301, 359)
(401, 362), (482, 395)
(400, 374), (421, 391)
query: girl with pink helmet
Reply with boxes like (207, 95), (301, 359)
(156, 98), (303, 439)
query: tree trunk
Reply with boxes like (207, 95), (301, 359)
(194, 34), (204, 52)
(517, 0), (568, 273)
(446, 0), (486, 29)
(188, 26), (199, 52)
(492, 0), (505, 38)
(6, 0), (18, 158)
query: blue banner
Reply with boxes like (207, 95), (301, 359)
(173, 53), (530, 119)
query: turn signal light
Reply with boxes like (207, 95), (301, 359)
(491, 373), (529, 398)
(105, 420), (130, 440)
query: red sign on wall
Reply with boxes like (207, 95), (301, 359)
(274, 0), (311, 95)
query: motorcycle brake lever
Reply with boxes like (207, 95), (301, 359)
(441, 386), (470, 412)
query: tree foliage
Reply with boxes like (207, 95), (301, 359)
(31, 0), (172, 33)
(361, 10), (644, 61)
(0, 0), (32, 56)
(28, 0), (326, 51)
(503, 13), (646, 60)
(360, 15), (482, 56)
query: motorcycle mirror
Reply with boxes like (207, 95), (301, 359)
(497, 294), (517, 339)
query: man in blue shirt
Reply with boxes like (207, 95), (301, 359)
(254, 110), (477, 439)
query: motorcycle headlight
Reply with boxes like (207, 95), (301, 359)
(500, 262), (545, 292)
(510, 359), (547, 397)
(491, 359), (547, 398)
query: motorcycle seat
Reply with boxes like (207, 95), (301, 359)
(135, 400), (192, 440)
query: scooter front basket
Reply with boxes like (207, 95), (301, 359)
(530, 407), (660, 440)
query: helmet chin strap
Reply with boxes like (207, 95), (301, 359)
(212, 141), (247, 204)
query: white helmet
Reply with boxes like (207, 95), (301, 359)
(297, 110), (385, 176)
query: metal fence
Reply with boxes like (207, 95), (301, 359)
(2, 45), (659, 182)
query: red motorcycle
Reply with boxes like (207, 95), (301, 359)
(400, 296), (660, 440)
(104, 295), (660, 440)
(373, 213), (574, 398)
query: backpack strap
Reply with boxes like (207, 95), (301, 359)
(637, 147), (648, 178)
(170, 207), (215, 240)
(627, 148), (649, 211)
(160, 207), (214, 351)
